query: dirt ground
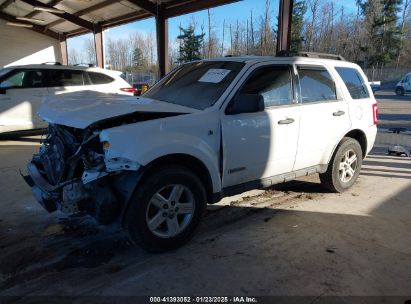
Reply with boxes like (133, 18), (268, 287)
(0, 92), (410, 300)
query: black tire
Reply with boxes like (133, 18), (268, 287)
(395, 87), (405, 96)
(320, 137), (363, 193)
(123, 165), (206, 252)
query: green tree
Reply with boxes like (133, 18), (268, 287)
(132, 47), (146, 70)
(358, 0), (402, 66)
(290, 0), (307, 52)
(177, 25), (205, 63)
(375, 0), (403, 64)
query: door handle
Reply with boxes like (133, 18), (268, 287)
(278, 118), (295, 125)
(333, 110), (345, 116)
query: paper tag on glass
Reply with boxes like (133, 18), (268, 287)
(198, 69), (231, 83)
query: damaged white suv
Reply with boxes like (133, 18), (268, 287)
(25, 54), (378, 252)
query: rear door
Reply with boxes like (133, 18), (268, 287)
(46, 69), (88, 96)
(0, 69), (48, 132)
(293, 65), (351, 170)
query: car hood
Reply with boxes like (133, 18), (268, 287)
(39, 91), (199, 129)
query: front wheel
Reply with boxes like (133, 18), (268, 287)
(123, 165), (206, 252)
(320, 138), (363, 193)
(395, 87), (405, 96)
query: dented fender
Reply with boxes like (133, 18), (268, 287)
(99, 112), (222, 193)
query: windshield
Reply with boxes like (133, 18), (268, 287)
(145, 61), (245, 110)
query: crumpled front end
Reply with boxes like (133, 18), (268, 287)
(23, 124), (141, 224)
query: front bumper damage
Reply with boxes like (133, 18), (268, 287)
(24, 162), (60, 213)
(23, 124), (142, 224)
(24, 160), (121, 219)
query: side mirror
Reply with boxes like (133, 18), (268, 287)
(226, 94), (264, 115)
(0, 88), (6, 95)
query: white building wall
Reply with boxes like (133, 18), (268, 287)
(0, 19), (62, 67)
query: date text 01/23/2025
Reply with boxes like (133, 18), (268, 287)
(149, 296), (258, 303)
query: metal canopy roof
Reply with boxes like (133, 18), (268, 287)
(0, 0), (240, 39)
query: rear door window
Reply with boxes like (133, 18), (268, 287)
(47, 70), (86, 87)
(335, 67), (369, 99)
(87, 72), (114, 85)
(297, 66), (337, 103)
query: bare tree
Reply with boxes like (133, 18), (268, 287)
(221, 19), (225, 56)
(306, 0), (319, 51)
(68, 47), (82, 65)
(83, 38), (96, 64)
(396, 0), (411, 67)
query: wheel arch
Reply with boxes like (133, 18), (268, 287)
(343, 129), (368, 159)
(326, 129), (368, 166)
(140, 153), (215, 204)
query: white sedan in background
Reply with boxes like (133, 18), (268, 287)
(0, 64), (135, 135)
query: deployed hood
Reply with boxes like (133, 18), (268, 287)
(39, 91), (199, 129)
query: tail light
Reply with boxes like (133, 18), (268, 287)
(372, 103), (378, 125)
(120, 88), (137, 93)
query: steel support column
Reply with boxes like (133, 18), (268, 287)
(276, 0), (293, 54)
(156, 10), (169, 78)
(94, 29), (104, 68)
(60, 37), (68, 65)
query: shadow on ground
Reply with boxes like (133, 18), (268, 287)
(0, 149), (410, 298)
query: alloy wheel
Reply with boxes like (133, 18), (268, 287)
(145, 184), (195, 238)
(338, 149), (358, 183)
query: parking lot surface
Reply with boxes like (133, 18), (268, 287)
(0, 91), (410, 298)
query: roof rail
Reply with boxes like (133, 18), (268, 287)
(73, 63), (95, 67)
(276, 51), (346, 61)
(42, 62), (62, 65)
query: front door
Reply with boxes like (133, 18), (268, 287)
(404, 75), (411, 92)
(221, 64), (300, 188)
(0, 69), (48, 133)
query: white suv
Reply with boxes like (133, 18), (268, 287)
(0, 64), (134, 134)
(24, 54), (378, 252)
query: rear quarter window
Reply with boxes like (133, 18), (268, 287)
(87, 72), (114, 85)
(335, 67), (369, 99)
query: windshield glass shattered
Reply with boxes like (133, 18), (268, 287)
(145, 61), (245, 110)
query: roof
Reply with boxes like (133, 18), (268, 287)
(203, 55), (356, 66)
(1, 64), (127, 77)
(2, 63), (101, 70)
(0, 0), (240, 40)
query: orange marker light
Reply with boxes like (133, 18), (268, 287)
(103, 141), (111, 150)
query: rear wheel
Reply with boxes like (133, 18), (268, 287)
(320, 138), (363, 193)
(123, 165), (206, 252)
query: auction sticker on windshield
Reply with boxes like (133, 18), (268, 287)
(198, 69), (231, 83)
